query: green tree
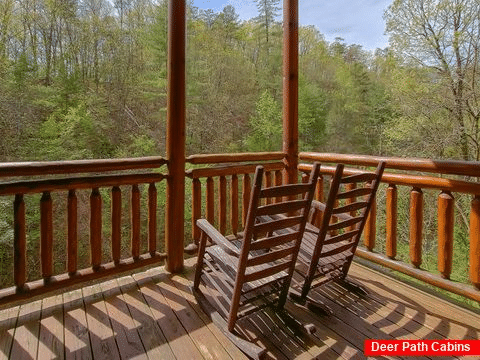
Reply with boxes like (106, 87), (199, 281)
(254, 0), (280, 44)
(385, 0), (480, 160)
(246, 90), (282, 151)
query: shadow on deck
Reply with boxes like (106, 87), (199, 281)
(0, 258), (479, 360)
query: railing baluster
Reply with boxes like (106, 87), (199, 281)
(438, 191), (454, 279)
(231, 175), (238, 236)
(265, 171), (272, 204)
(242, 173), (251, 227)
(67, 190), (77, 275)
(192, 179), (201, 245)
(364, 185), (376, 251)
(386, 184), (397, 259)
(111, 186), (121, 264)
(345, 182), (356, 232)
(329, 178), (339, 236)
(274, 170), (282, 203)
(313, 176), (324, 228)
(148, 183), (157, 255)
(14, 194), (26, 290)
(90, 188), (102, 270)
(40, 191), (53, 282)
(410, 187), (423, 268)
(131, 184), (140, 260)
(470, 195), (480, 289)
(219, 176), (227, 235)
(301, 173), (309, 183)
(206, 177), (214, 225)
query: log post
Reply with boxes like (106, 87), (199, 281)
(386, 184), (397, 259)
(219, 176), (227, 235)
(242, 174), (251, 227)
(206, 177), (214, 225)
(148, 183), (157, 255)
(313, 176), (324, 228)
(345, 182), (356, 232)
(282, 0), (299, 185)
(165, 0), (186, 273)
(192, 179), (201, 244)
(438, 191), (454, 279)
(131, 184), (141, 260)
(111, 186), (121, 265)
(14, 194), (26, 291)
(470, 195), (480, 289)
(409, 187), (423, 268)
(364, 191), (376, 251)
(67, 190), (78, 275)
(40, 191), (53, 282)
(231, 175), (239, 235)
(90, 188), (102, 271)
(274, 170), (282, 203)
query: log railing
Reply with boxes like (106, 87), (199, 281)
(185, 152), (285, 250)
(0, 157), (167, 304)
(299, 152), (480, 303)
(1, 151), (479, 305)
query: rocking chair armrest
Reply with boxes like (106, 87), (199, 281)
(310, 200), (353, 222)
(311, 200), (326, 213)
(196, 219), (240, 257)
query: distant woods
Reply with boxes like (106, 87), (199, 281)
(0, 0), (478, 161)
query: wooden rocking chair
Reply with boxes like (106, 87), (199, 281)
(290, 161), (385, 314)
(192, 163), (320, 359)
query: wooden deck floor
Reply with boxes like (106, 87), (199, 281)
(0, 258), (479, 360)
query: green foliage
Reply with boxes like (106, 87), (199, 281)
(298, 81), (328, 150)
(246, 90), (282, 151)
(38, 104), (106, 160)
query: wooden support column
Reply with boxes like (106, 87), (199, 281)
(282, 0), (299, 184)
(165, 0), (186, 273)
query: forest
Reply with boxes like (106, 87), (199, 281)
(1, 0), (480, 162)
(0, 0), (479, 306)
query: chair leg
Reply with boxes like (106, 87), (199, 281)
(191, 286), (266, 360)
(193, 232), (207, 290)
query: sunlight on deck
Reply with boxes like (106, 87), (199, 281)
(0, 258), (479, 360)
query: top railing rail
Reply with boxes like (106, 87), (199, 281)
(300, 152), (480, 178)
(0, 156), (167, 178)
(186, 152), (285, 165)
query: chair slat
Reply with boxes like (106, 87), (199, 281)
(328, 215), (364, 231)
(323, 229), (360, 246)
(256, 199), (308, 217)
(253, 215), (304, 234)
(244, 262), (291, 283)
(250, 231), (299, 251)
(331, 201), (369, 215)
(319, 242), (355, 258)
(336, 187), (372, 200)
(247, 245), (295, 267)
(260, 183), (312, 199)
(340, 172), (377, 184)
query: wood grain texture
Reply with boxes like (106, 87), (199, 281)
(0, 258), (479, 360)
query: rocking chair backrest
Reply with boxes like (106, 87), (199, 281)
(299, 161), (385, 296)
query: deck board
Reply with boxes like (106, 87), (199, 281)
(0, 258), (478, 360)
(38, 294), (64, 360)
